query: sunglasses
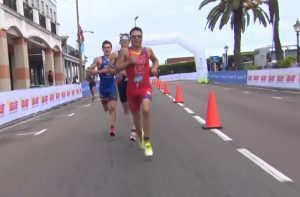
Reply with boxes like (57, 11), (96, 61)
(131, 35), (142, 39)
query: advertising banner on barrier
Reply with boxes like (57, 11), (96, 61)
(0, 84), (82, 126)
(209, 71), (248, 85)
(81, 80), (100, 97)
(247, 68), (300, 89)
(150, 72), (197, 82)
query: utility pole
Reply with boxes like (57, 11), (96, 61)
(76, 0), (83, 82)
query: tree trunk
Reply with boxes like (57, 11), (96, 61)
(233, 7), (243, 69)
(269, 0), (283, 61)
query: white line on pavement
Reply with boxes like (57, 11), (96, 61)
(177, 103), (185, 107)
(35, 129), (47, 136)
(84, 104), (91, 107)
(242, 91), (249, 94)
(284, 91), (299, 94)
(237, 148), (293, 183)
(68, 113), (75, 117)
(184, 107), (194, 114)
(210, 129), (232, 141)
(193, 116), (206, 125)
(18, 132), (36, 136)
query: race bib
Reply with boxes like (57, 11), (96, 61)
(134, 75), (143, 83)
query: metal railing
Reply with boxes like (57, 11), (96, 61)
(23, 2), (33, 21)
(51, 22), (56, 34)
(39, 14), (46, 29)
(62, 45), (79, 58)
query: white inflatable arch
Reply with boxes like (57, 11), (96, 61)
(143, 32), (208, 81)
(113, 32), (208, 81)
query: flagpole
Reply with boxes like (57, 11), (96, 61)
(76, 0), (83, 82)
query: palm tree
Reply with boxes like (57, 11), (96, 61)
(199, 0), (269, 69)
(268, 0), (283, 61)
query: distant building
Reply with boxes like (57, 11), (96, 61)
(0, 0), (64, 91)
(165, 56), (194, 65)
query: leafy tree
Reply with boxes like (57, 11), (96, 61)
(199, 0), (269, 68)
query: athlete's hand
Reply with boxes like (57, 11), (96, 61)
(151, 66), (159, 77)
(89, 69), (98, 75)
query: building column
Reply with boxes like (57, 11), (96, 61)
(56, 23), (60, 35)
(45, 49), (54, 85)
(54, 52), (65, 85)
(0, 29), (11, 91)
(46, 16), (51, 32)
(13, 38), (30, 89)
(33, 7), (39, 25)
(16, 0), (24, 16)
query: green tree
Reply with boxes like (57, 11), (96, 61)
(268, 0), (283, 61)
(199, 0), (269, 68)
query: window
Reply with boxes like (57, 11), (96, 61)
(36, 0), (39, 9)
(54, 11), (56, 22)
(46, 5), (48, 16)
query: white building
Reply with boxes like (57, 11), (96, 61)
(0, 0), (70, 91)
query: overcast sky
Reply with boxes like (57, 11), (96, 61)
(57, 0), (300, 65)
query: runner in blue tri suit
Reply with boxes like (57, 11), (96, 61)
(89, 40), (118, 136)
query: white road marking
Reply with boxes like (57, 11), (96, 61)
(168, 95), (173, 99)
(68, 113), (75, 117)
(18, 129), (47, 136)
(18, 132), (36, 136)
(237, 148), (293, 183)
(172, 99), (175, 102)
(224, 88), (231, 91)
(84, 104), (91, 107)
(272, 97), (291, 100)
(177, 103), (185, 107)
(193, 116), (206, 125)
(210, 129), (232, 141)
(242, 91), (249, 94)
(284, 91), (299, 94)
(184, 107), (194, 114)
(35, 129), (47, 136)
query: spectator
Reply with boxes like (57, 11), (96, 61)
(48, 70), (54, 86)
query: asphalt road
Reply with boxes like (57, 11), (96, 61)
(0, 82), (299, 197)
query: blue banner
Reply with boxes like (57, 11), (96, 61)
(209, 70), (248, 84)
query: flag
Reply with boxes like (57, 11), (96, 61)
(77, 24), (84, 44)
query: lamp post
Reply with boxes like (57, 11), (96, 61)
(134, 16), (138, 27)
(224, 45), (229, 69)
(294, 19), (300, 63)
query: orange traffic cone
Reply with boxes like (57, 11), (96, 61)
(203, 90), (222, 129)
(174, 83), (184, 103)
(159, 80), (163, 89)
(163, 81), (170, 94)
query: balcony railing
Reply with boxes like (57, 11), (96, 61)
(23, 3), (33, 21)
(3, 0), (17, 11)
(39, 14), (46, 29)
(51, 22), (56, 34)
(63, 45), (79, 58)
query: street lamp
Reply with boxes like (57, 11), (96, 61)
(294, 19), (300, 63)
(134, 16), (138, 27)
(224, 45), (229, 69)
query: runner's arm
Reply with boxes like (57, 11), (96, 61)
(115, 48), (134, 72)
(148, 48), (159, 76)
(88, 57), (108, 75)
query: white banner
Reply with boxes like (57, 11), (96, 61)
(247, 68), (300, 89)
(150, 72), (197, 82)
(0, 84), (82, 126)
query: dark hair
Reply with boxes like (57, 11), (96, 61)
(130, 27), (143, 36)
(102, 40), (112, 48)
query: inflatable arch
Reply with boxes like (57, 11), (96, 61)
(143, 32), (208, 82)
(113, 32), (208, 82)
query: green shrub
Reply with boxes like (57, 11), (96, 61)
(244, 64), (258, 70)
(158, 61), (196, 76)
(278, 56), (296, 68)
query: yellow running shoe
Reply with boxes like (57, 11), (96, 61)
(139, 130), (145, 150)
(144, 141), (153, 157)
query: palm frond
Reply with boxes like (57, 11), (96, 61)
(219, 4), (232, 29)
(199, 0), (217, 10)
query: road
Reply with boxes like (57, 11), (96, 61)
(0, 81), (299, 197)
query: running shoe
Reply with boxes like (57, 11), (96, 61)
(109, 128), (116, 137)
(144, 141), (153, 157)
(129, 130), (137, 142)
